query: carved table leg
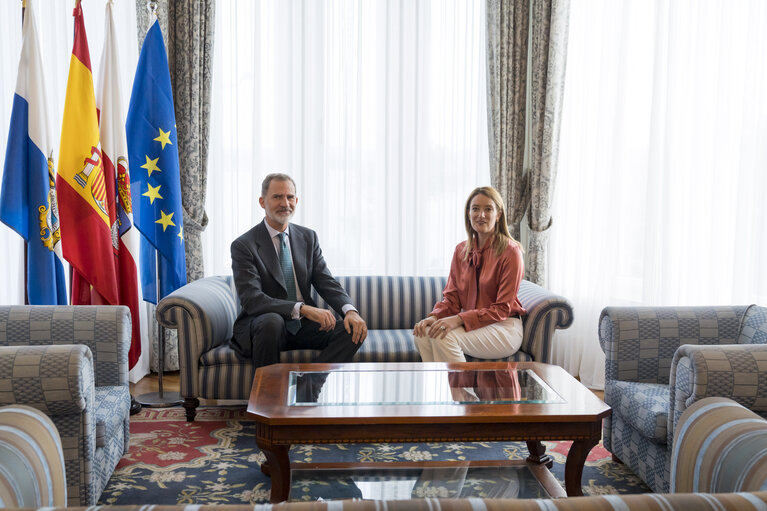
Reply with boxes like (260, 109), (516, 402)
(526, 440), (553, 469)
(565, 438), (599, 496)
(259, 443), (291, 503)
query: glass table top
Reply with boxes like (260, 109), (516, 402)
(288, 367), (564, 406)
(291, 465), (553, 500)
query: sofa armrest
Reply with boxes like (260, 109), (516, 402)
(0, 345), (94, 416)
(668, 344), (767, 445)
(599, 305), (749, 384)
(156, 276), (239, 397)
(517, 280), (573, 363)
(671, 396), (767, 492)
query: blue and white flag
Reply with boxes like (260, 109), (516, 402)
(126, 19), (186, 304)
(0, 0), (67, 305)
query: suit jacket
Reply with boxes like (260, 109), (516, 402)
(231, 220), (353, 343)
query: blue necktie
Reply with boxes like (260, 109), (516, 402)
(278, 232), (302, 334)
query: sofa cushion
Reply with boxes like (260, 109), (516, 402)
(607, 381), (670, 444)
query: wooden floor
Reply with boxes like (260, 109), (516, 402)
(130, 371), (180, 395)
(130, 372), (605, 401)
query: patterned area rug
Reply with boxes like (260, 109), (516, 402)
(99, 407), (650, 504)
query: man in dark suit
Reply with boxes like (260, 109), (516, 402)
(231, 173), (367, 368)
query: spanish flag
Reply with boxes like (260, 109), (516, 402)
(56, 3), (118, 305)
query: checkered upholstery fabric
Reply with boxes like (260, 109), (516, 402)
(600, 304), (765, 494)
(0, 306), (131, 506)
(738, 306), (767, 345)
(156, 275), (573, 420)
(672, 397), (767, 493)
(606, 381), (669, 443)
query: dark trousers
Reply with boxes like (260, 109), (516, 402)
(232, 312), (362, 368)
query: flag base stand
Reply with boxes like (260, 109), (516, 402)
(136, 391), (182, 408)
(137, 323), (181, 408)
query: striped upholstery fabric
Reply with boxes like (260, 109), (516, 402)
(0, 306), (131, 506)
(0, 405), (66, 507)
(672, 397), (767, 493)
(10, 493), (767, 511)
(157, 275), (573, 420)
(599, 304), (764, 493)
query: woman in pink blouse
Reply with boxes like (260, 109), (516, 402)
(413, 186), (526, 362)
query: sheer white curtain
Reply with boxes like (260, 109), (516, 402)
(0, 0), (138, 305)
(549, 0), (767, 389)
(204, 0), (490, 277)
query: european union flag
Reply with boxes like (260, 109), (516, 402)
(126, 20), (186, 304)
(0, 0), (67, 305)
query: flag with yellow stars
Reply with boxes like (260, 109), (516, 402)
(125, 18), (186, 304)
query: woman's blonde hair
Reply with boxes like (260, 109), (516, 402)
(463, 186), (522, 260)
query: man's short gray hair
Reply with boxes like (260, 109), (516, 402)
(261, 173), (297, 197)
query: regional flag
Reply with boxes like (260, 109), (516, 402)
(126, 19), (187, 303)
(97, 0), (145, 369)
(57, 3), (119, 306)
(0, 0), (67, 305)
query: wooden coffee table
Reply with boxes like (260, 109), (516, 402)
(247, 361), (610, 502)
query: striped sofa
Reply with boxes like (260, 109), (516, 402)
(156, 276), (573, 421)
(672, 397), (767, 493)
(0, 405), (67, 507)
(599, 304), (767, 493)
(7, 493), (767, 511)
(0, 306), (132, 506)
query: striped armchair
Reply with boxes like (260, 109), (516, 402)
(156, 276), (573, 421)
(0, 306), (132, 506)
(0, 404), (67, 507)
(671, 397), (767, 493)
(599, 304), (767, 493)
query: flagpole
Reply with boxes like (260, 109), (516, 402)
(21, 1), (28, 306)
(136, 249), (182, 407)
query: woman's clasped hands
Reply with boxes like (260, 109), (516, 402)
(413, 315), (463, 339)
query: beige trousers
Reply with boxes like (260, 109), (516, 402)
(414, 316), (523, 362)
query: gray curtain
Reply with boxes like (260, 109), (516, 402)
(136, 0), (215, 371)
(486, 0), (530, 242)
(486, 0), (570, 286)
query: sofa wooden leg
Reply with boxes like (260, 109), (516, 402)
(184, 397), (199, 422)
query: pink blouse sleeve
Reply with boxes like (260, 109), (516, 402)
(430, 246), (463, 318)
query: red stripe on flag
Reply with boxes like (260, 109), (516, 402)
(118, 239), (142, 368)
(72, 4), (92, 71)
(103, 151), (142, 368)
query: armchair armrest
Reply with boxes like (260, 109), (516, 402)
(156, 276), (239, 397)
(599, 305), (749, 384)
(671, 396), (767, 492)
(668, 343), (767, 445)
(0, 345), (94, 416)
(517, 280), (573, 362)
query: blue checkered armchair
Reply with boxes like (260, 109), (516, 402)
(599, 304), (767, 493)
(156, 275), (574, 421)
(0, 306), (132, 506)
